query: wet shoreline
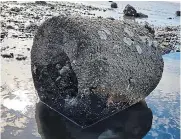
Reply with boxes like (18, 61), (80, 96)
(1, 1), (180, 139)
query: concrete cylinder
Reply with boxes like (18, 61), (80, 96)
(31, 15), (163, 128)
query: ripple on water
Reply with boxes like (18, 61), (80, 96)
(144, 52), (180, 139)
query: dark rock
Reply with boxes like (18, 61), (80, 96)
(136, 12), (148, 18)
(12, 20), (19, 23)
(25, 33), (32, 38)
(163, 49), (171, 54)
(27, 48), (30, 51)
(144, 22), (155, 35)
(1, 21), (6, 28)
(10, 7), (21, 12)
(176, 49), (180, 52)
(1, 32), (8, 40)
(12, 34), (18, 38)
(7, 25), (15, 29)
(176, 11), (180, 16)
(1, 46), (9, 52)
(61, 4), (66, 7)
(34, 16), (40, 20)
(167, 17), (172, 19)
(31, 15), (163, 128)
(50, 6), (54, 9)
(165, 26), (173, 31)
(111, 2), (118, 8)
(18, 34), (26, 38)
(88, 5), (92, 9)
(1, 53), (14, 58)
(123, 4), (137, 16)
(2, 4), (8, 9)
(108, 1), (113, 2)
(35, 1), (47, 5)
(16, 54), (27, 60)
(107, 17), (115, 20)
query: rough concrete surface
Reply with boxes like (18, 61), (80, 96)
(31, 15), (164, 127)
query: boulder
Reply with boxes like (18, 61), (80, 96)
(123, 4), (137, 16)
(111, 2), (118, 8)
(176, 49), (180, 52)
(31, 15), (163, 128)
(136, 12), (148, 18)
(16, 54), (27, 61)
(10, 7), (21, 12)
(1, 53), (14, 58)
(35, 1), (47, 5)
(0, 31), (8, 40)
(176, 11), (180, 16)
(50, 6), (55, 9)
(7, 25), (15, 29)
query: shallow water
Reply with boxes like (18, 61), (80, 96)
(1, 1), (180, 139)
(73, 1), (180, 27)
(144, 52), (180, 139)
(1, 48), (180, 138)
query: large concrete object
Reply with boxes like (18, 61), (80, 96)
(31, 15), (163, 128)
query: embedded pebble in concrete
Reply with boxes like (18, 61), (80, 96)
(123, 37), (133, 46)
(101, 27), (111, 35)
(124, 27), (134, 37)
(135, 45), (142, 54)
(98, 30), (107, 40)
(113, 45), (121, 53)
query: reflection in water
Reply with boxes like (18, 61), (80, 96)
(144, 52), (180, 139)
(35, 100), (153, 139)
(123, 15), (136, 23)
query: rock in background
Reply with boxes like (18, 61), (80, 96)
(123, 4), (148, 18)
(155, 26), (181, 54)
(176, 11), (180, 16)
(1, 1), (179, 58)
(31, 15), (163, 127)
(111, 2), (118, 8)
